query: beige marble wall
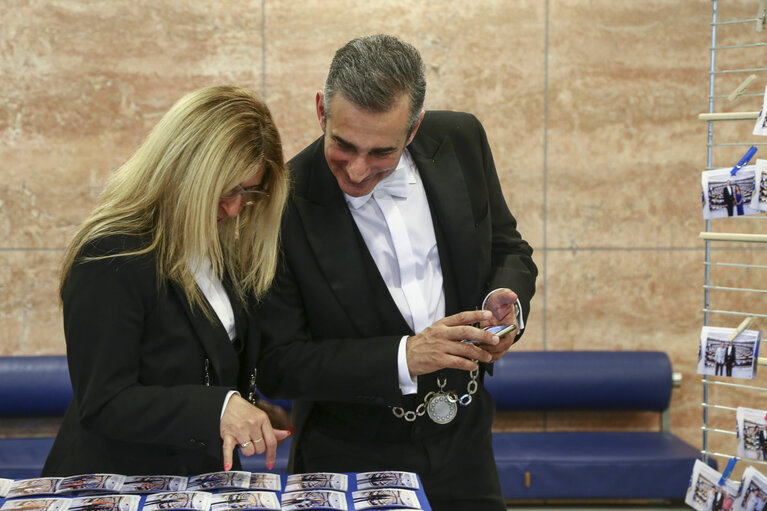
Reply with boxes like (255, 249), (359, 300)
(2, 0), (766, 475)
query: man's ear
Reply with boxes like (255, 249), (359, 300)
(316, 91), (326, 132)
(405, 110), (426, 146)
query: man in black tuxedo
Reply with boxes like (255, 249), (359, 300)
(758, 425), (767, 460)
(725, 340), (736, 376)
(257, 35), (537, 510)
(723, 180), (735, 216)
(712, 486), (725, 511)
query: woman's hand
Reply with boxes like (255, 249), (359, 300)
(220, 394), (291, 471)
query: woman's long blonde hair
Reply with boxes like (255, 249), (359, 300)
(60, 85), (290, 315)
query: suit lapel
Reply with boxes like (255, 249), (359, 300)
(408, 130), (480, 312)
(223, 282), (247, 354)
(170, 281), (237, 385)
(296, 146), (409, 335)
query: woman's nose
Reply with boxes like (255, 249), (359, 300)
(219, 196), (243, 218)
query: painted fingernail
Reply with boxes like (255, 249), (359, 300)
(224, 463), (231, 472)
(267, 462), (274, 470)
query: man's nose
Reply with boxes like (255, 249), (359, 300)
(346, 156), (370, 183)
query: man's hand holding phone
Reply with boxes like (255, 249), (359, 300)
(479, 288), (522, 362)
(461, 324), (516, 345)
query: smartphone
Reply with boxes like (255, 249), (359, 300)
(461, 324), (517, 344)
(484, 324), (517, 338)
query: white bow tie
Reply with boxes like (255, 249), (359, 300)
(346, 167), (409, 209)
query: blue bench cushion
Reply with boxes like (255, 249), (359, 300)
(493, 431), (708, 500)
(0, 357), (72, 417)
(0, 438), (55, 479)
(486, 351), (673, 411)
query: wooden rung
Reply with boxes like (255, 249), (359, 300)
(699, 232), (767, 243)
(698, 111), (760, 121)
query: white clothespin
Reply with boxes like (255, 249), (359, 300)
(728, 74), (757, 101)
(729, 316), (756, 341)
(758, 0), (767, 32)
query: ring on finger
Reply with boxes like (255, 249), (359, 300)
(240, 441), (252, 448)
(253, 437), (263, 444)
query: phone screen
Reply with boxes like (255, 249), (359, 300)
(460, 324), (517, 344)
(484, 324), (517, 338)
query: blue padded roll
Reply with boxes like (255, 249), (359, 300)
(485, 351), (672, 411)
(0, 355), (72, 417)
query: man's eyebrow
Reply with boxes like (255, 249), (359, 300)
(332, 134), (397, 154)
(331, 134), (356, 149)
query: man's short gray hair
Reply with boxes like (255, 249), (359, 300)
(323, 34), (426, 136)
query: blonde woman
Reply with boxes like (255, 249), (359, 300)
(42, 86), (291, 476)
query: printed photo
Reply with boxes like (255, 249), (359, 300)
(285, 473), (348, 493)
(247, 473), (280, 492)
(684, 459), (739, 511)
(67, 495), (139, 511)
(0, 478), (12, 498)
(0, 498), (70, 511)
(355, 472), (420, 491)
(7, 479), (61, 499)
(701, 166), (759, 219)
(754, 86), (767, 136)
(351, 489), (421, 510)
(142, 492), (211, 511)
(120, 476), (186, 493)
(738, 407), (767, 460)
(734, 466), (767, 511)
(281, 490), (347, 511)
(210, 491), (280, 511)
(750, 159), (767, 212)
(186, 472), (249, 492)
(56, 475), (125, 494)
(697, 326), (761, 379)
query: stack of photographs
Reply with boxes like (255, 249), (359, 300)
(281, 473), (347, 511)
(352, 472), (421, 510)
(697, 326), (761, 380)
(4, 475), (124, 499)
(143, 491), (211, 511)
(185, 472), (251, 493)
(701, 163), (766, 220)
(120, 477), (187, 494)
(734, 467), (767, 511)
(0, 471), (427, 511)
(685, 460), (740, 511)
(754, 86), (767, 137)
(737, 407), (767, 461)
(686, 459), (767, 511)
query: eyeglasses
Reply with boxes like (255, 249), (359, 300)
(219, 184), (269, 206)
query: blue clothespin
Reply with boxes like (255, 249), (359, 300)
(730, 146), (758, 175)
(718, 457), (738, 486)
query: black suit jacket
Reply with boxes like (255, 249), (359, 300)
(257, 111), (537, 468)
(725, 346), (736, 366)
(43, 235), (256, 476)
(723, 186), (735, 206)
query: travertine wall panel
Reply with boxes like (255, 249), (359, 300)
(2, 0), (764, 462)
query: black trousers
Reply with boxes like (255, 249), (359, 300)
(295, 404), (505, 511)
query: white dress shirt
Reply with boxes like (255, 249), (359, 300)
(345, 150), (523, 396)
(346, 150), (443, 394)
(192, 258), (238, 416)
